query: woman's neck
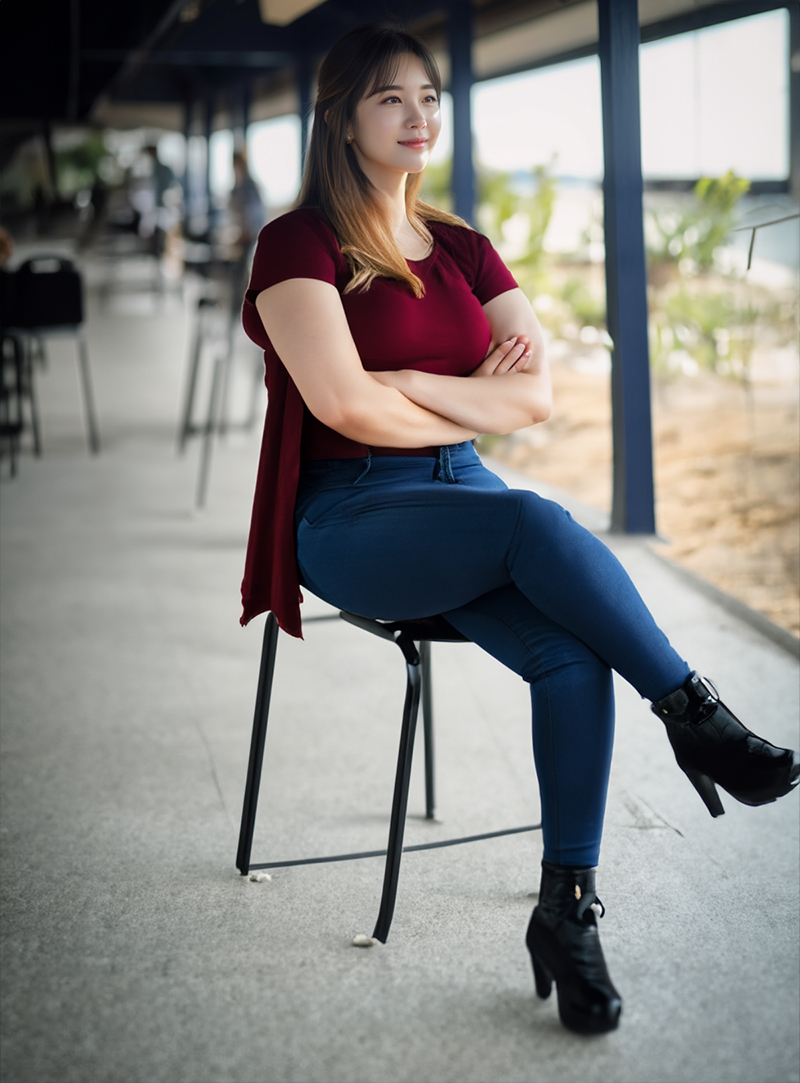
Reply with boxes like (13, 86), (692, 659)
(370, 177), (431, 259)
(367, 172), (408, 232)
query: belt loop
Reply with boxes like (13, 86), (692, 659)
(438, 444), (457, 484)
(354, 449), (372, 484)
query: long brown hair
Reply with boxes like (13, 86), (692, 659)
(298, 21), (469, 297)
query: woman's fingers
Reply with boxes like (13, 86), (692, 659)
(511, 340), (534, 371)
(493, 338), (532, 373)
(471, 335), (533, 378)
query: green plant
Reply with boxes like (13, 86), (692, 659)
(663, 289), (738, 369)
(55, 132), (113, 197)
(478, 168), (518, 237)
(559, 277), (606, 329)
(521, 163), (557, 270)
(648, 284), (770, 389)
(646, 170), (750, 278)
(692, 172), (751, 269)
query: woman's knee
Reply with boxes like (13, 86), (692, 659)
(445, 584), (611, 689)
(509, 490), (588, 556)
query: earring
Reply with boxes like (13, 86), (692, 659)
(345, 133), (353, 144)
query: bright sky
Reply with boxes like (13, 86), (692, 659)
(200, 7), (788, 205)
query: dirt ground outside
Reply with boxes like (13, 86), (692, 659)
(485, 357), (800, 638)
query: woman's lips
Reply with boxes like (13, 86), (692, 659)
(399, 140), (428, 148)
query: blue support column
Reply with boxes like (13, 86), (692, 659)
(295, 53), (313, 172)
(242, 81), (252, 142)
(598, 0), (656, 534)
(181, 99), (193, 225)
(204, 96), (214, 227)
(448, 0), (475, 224)
(231, 82), (248, 152)
(789, 2), (799, 208)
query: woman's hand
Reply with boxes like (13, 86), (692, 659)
(371, 336), (533, 389)
(368, 291), (552, 435)
(469, 336), (533, 378)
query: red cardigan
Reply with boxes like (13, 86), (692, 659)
(240, 207), (518, 636)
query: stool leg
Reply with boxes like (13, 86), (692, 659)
(76, 330), (100, 454)
(4, 334), (24, 473)
(217, 306), (238, 436)
(20, 336), (42, 456)
(194, 351), (224, 508)
(178, 318), (203, 453)
(420, 639), (436, 820)
(236, 613), (280, 875)
(372, 634), (421, 944)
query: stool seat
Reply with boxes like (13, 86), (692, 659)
(338, 611), (468, 660)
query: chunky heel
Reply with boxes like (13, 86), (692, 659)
(530, 951), (553, 999)
(526, 863), (622, 1035)
(652, 673), (800, 812)
(683, 768), (725, 817)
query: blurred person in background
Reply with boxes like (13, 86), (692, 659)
(129, 144), (180, 256)
(229, 149), (266, 259)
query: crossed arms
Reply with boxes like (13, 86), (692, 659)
(255, 277), (552, 448)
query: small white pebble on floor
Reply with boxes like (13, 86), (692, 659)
(352, 934), (376, 947)
(248, 872), (272, 882)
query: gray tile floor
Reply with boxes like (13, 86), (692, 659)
(1, 264), (798, 1083)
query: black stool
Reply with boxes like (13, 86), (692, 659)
(1, 256), (100, 455)
(236, 609), (473, 943)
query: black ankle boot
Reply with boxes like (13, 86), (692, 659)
(652, 671), (800, 816)
(526, 862), (622, 1035)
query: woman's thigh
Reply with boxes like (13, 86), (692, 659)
(296, 463), (521, 619)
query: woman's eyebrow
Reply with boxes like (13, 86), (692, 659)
(371, 82), (437, 95)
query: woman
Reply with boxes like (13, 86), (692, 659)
(240, 23), (798, 1035)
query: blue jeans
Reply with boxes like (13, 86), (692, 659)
(295, 442), (689, 867)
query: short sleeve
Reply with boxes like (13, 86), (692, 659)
(428, 222), (518, 306)
(468, 230), (519, 305)
(242, 208), (342, 349)
(245, 208), (339, 301)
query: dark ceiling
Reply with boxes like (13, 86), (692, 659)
(2, 0), (785, 129)
(0, 0), (468, 124)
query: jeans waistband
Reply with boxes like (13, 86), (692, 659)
(297, 441), (477, 490)
(369, 445), (439, 457)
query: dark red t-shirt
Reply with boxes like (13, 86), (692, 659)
(241, 207), (518, 636)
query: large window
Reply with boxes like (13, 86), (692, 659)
(472, 8), (789, 184)
(247, 116), (302, 210)
(640, 8), (789, 181)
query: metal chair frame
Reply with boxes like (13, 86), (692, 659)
(5, 326), (100, 455)
(177, 280), (264, 509)
(0, 332), (25, 475)
(236, 610), (472, 943)
(2, 256), (100, 456)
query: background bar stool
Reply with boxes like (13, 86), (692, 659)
(236, 610), (541, 943)
(1, 256), (100, 455)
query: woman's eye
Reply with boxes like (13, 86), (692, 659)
(382, 96), (401, 104)
(424, 96), (438, 104)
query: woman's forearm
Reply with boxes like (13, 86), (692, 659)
(385, 368), (552, 435)
(326, 382), (478, 447)
(256, 279), (477, 448)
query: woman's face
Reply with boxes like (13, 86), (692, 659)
(350, 54), (441, 184)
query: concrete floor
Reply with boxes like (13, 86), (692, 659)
(1, 258), (799, 1083)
